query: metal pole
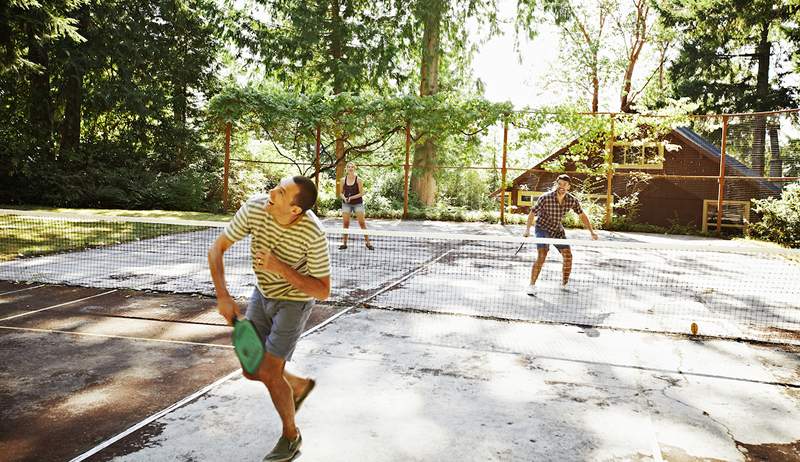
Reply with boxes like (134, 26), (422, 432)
(403, 121), (411, 219)
(717, 115), (729, 235)
(500, 119), (508, 225)
(604, 115), (614, 226)
(314, 124), (321, 190)
(223, 122), (231, 211)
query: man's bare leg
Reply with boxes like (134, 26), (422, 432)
(559, 248), (573, 286)
(258, 353), (298, 439)
(284, 369), (313, 403)
(529, 247), (549, 285)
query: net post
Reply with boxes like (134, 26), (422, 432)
(223, 122), (231, 212)
(716, 115), (729, 236)
(314, 124), (321, 190)
(604, 114), (615, 227)
(403, 121), (411, 219)
(314, 124), (321, 213)
(500, 118), (509, 225)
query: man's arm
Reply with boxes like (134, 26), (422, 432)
(208, 233), (241, 324)
(257, 251), (331, 300)
(579, 212), (599, 240)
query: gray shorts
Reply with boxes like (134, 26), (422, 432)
(341, 202), (365, 214)
(245, 288), (314, 361)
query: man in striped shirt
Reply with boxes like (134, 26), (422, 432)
(523, 174), (598, 296)
(208, 175), (330, 462)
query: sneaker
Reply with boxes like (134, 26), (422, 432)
(560, 285), (576, 294)
(294, 378), (316, 413)
(263, 431), (302, 462)
(338, 244), (347, 250)
(526, 284), (536, 297)
(365, 243), (375, 250)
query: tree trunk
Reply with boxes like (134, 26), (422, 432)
(591, 61), (599, 112)
(619, 1), (648, 113)
(411, 0), (443, 206)
(750, 22), (770, 176)
(329, 0), (347, 195)
(59, 11), (88, 156)
(59, 64), (83, 155)
(768, 125), (782, 178)
(26, 18), (52, 159)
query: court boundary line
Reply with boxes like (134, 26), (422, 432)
(65, 303), (358, 462)
(0, 284), (45, 296)
(67, 369), (241, 462)
(0, 290), (117, 322)
(63, 252), (450, 462)
(0, 324), (234, 349)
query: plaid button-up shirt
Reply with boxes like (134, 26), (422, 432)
(533, 190), (584, 238)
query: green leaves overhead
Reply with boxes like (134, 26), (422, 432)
(207, 84), (513, 139)
(655, 0), (798, 112)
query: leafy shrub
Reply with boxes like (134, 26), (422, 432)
(750, 182), (800, 248)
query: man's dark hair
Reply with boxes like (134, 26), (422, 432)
(556, 174), (571, 184)
(291, 176), (318, 212)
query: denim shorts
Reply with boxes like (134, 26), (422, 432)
(341, 202), (365, 214)
(534, 226), (570, 251)
(245, 288), (314, 361)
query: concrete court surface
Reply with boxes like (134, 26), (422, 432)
(0, 281), (342, 462)
(88, 308), (800, 462)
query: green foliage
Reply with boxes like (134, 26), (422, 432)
(655, 0), (798, 113)
(750, 182), (800, 248)
(1, 0), (227, 211)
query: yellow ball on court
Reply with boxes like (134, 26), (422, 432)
(690, 322), (698, 335)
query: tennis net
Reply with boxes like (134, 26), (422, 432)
(2, 209), (799, 345)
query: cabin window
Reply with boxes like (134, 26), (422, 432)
(612, 142), (664, 169)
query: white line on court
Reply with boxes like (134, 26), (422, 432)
(0, 290), (117, 322)
(0, 284), (46, 296)
(0, 324), (233, 349)
(68, 369), (242, 462)
(64, 307), (351, 462)
(65, 251), (452, 461)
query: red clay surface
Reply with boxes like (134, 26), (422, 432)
(0, 283), (343, 462)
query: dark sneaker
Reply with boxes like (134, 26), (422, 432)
(294, 379), (316, 413)
(365, 243), (375, 250)
(338, 244), (347, 250)
(263, 431), (302, 462)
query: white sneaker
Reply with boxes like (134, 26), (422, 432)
(526, 284), (537, 296)
(560, 284), (576, 294)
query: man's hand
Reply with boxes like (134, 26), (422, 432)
(216, 295), (241, 326)
(255, 250), (287, 276)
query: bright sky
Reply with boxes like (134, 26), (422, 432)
(469, 1), (573, 111)
(470, 23), (564, 109)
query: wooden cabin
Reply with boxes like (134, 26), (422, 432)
(499, 127), (782, 232)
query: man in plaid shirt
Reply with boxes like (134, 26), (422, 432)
(523, 174), (598, 296)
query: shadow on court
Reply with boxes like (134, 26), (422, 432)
(0, 281), (342, 462)
(65, 306), (800, 462)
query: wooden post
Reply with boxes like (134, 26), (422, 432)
(604, 115), (615, 226)
(314, 124), (321, 190)
(223, 122), (231, 211)
(500, 119), (509, 225)
(716, 115), (729, 235)
(403, 121), (411, 219)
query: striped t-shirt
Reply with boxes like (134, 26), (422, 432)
(224, 195), (331, 301)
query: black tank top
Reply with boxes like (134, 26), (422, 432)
(343, 176), (363, 205)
